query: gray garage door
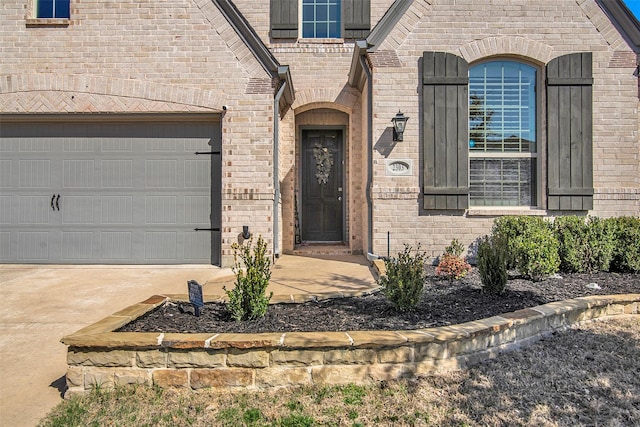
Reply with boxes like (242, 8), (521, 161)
(0, 117), (221, 265)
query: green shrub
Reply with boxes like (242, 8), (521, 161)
(225, 235), (273, 321)
(554, 216), (589, 273)
(514, 225), (560, 280)
(378, 244), (427, 312)
(584, 217), (615, 272)
(444, 238), (465, 257)
(492, 216), (539, 269)
(554, 216), (616, 273)
(610, 216), (640, 273)
(492, 216), (559, 279)
(477, 235), (508, 294)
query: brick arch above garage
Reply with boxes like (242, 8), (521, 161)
(0, 74), (225, 114)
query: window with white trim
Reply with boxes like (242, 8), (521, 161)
(36, 0), (70, 18)
(469, 60), (538, 207)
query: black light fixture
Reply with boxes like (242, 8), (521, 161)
(391, 110), (409, 141)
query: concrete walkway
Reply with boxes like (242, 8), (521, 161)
(0, 255), (377, 427)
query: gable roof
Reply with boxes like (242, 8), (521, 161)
(348, 0), (413, 88)
(597, 0), (640, 54)
(349, 0), (640, 89)
(212, 0), (294, 111)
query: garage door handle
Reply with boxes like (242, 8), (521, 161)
(51, 195), (55, 211)
(55, 194), (60, 211)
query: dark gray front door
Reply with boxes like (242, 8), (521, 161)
(301, 129), (343, 242)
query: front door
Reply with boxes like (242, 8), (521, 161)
(301, 129), (344, 242)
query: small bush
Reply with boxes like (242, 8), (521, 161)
(492, 216), (537, 269)
(436, 254), (471, 281)
(492, 216), (559, 280)
(225, 235), (273, 321)
(436, 240), (471, 281)
(554, 216), (589, 273)
(378, 244), (427, 312)
(514, 225), (560, 281)
(554, 216), (616, 273)
(444, 238), (465, 257)
(610, 216), (640, 273)
(584, 217), (615, 272)
(477, 235), (508, 294)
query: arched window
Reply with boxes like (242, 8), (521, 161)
(468, 60), (538, 207)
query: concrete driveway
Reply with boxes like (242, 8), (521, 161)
(0, 255), (377, 426)
(0, 264), (232, 427)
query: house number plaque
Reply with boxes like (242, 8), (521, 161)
(385, 159), (413, 176)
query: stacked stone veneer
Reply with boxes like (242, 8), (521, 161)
(62, 292), (639, 397)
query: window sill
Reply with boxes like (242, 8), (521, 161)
(298, 38), (345, 45)
(467, 208), (547, 217)
(26, 18), (70, 27)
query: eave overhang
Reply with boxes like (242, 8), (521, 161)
(347, 0), (414, 89)
(597, 0), (640, 56)
(212, 0), (295, 109)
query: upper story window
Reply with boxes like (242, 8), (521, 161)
(36, 0), (70, 18)
(271, 0), (370, 40)
(302, 0), (341, 38)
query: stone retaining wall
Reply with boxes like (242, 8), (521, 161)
(61, 294), (640, 397)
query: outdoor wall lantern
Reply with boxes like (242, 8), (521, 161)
(391, 110), (409, 141)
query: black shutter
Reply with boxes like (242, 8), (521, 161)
(271, 0), (298, 39)
(343, 0), (370, 39)
(546, 52), (594, 211)
(422, 52), (469, 210)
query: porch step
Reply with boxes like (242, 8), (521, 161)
(291, 244), (353, 257)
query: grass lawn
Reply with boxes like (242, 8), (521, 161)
(40, 316), (639, 427)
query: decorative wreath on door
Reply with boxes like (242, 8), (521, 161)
(312, 142), (334, 185)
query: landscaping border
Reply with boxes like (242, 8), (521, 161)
(61, 292), (639, 398)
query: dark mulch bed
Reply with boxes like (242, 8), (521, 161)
(119, 268), (639, 334)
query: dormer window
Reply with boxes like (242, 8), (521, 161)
(302, 0), (341, 39)
(271, 0), (370, 40)
(36, 0), (70, 18)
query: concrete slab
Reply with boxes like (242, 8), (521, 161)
(0, 255), (376, 426)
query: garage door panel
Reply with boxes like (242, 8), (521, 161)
(62, 196), (94, 224)
(18, 231), (49, 261)
(146, 160), (177, 188)
(0, 160), (11, 188)
(0, 232), (11, 260)
(145, 196), (177, 224)
(19, 195), (50, 224)
(184, 195), (209, 224)
(63, 160), (95, 188)
(61, 231), (94, 260)
(1, 118), (221, 264)
(145, 232), (177, 261)
(101, 195), (133, 224)
(20, 160), (50, 188)
(185, 159), (210, 188)
(100, 231), (133, 260)
(101, 160), (133, 188)
(0, 195), (11, 224)
(184, 231), (211, 261)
